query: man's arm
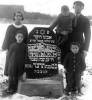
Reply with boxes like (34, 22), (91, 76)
(83, 17), (91, 52)
(49, 14), (60, 30)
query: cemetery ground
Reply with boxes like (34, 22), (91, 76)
(0, 64), (92, 100)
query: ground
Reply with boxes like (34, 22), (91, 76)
(0, 65), (92, 100)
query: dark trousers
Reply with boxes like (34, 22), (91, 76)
(59, 41), (70, 65)
(56, 32), (71, 65)
(74, 72), (81, 92)
(66, 71), (81, 92)
(65, 71), (74, 92)
(57, 34), (68, 46)
(8, 76), (18, 92)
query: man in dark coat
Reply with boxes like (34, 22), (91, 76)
(60, 1), (91, 65)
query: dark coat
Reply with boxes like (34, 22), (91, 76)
(60, 14), (91, 64)
(2, 24), (28, 50)
(2, 24), (28, 76)
(6, 42), (26, 77)
(64, 51), (86, 91)
(64, 52), (86, 73)
(49, 13), (74, 32)
(68, 14), (91, 51)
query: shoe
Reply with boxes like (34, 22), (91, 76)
(60, 95), (68, 100)
(71, 91), (77, 96)
(4, 89), (16, 94)
(2, 88), (17, 97)
(2, 90), (12, 97)
(64, 91), (71, 96)
(77, 92), (83, 96)
(2, 89), (8, 92)
(64, 88), (72, 96)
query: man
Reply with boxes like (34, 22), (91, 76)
(69, 1), (91, 57)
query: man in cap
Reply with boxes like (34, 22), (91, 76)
(69, 0), (91, 57)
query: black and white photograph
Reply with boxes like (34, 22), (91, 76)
(0, 0), (92, 100)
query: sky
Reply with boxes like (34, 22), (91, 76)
(0, 0), (92, 16)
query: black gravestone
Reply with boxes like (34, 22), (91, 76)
(25, 27), (59, 78)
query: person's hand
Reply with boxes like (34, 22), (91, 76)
(83, 50), (87, 57)
(0, 49), (8, 54)
(48, 26), (53, 31)
(81, 72), (84, 76)
(64, 69), (67, 73)
(0, 49), (4, 52)
(20, 72), (26, 81)
(61, 31), (68, 35)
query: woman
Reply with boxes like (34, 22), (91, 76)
(2, 11), (28, 76)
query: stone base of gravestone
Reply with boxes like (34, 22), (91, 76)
(17, 74), (64, 98)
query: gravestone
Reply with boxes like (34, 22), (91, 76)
(18, 27), (63, 98)
(25, 27), (59, 78)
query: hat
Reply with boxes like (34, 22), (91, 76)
(73, 1), (84, 7)
(71, 42), (81, 48)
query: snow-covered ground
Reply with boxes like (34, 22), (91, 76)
(0, 64), (92, 100)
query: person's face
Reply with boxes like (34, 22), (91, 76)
(71, 44), (79, 54)
(73, 3), (84, 14)
(15, 33), (24, 43)
(61, 8), (69, 16)
(14, 12), (23, 22)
